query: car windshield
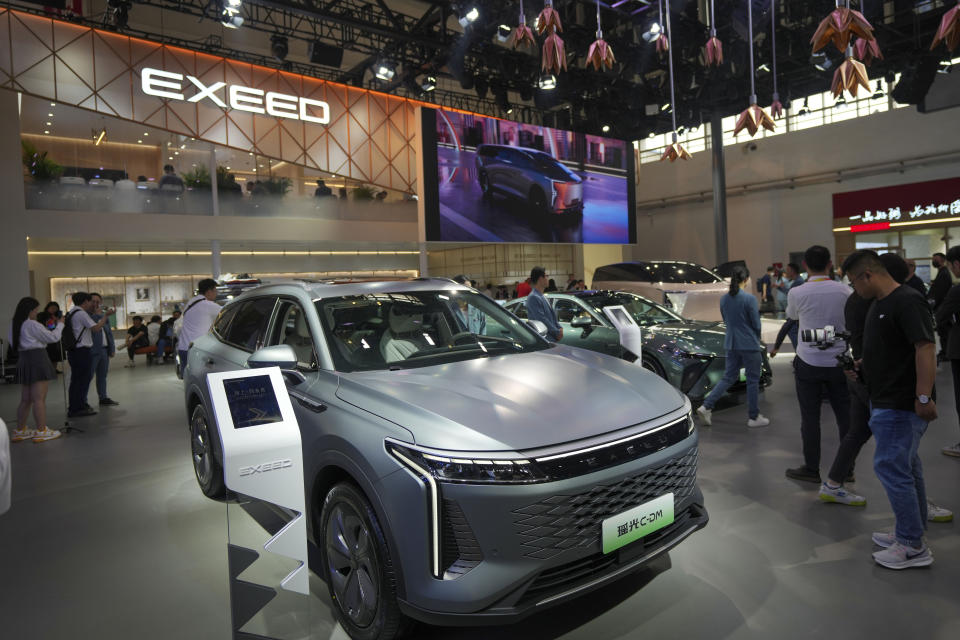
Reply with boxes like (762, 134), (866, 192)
(315, 290), (549, 372)
(657, 263), (723, 284)
(581, 292), (683, 326)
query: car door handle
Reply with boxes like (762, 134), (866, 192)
(289, 391), (326, 413)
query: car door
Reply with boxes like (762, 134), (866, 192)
(552, 297), (622, 358)
(211, 296), (279, 372)
(265, 299), (327, 418)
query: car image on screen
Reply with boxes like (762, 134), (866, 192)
(475, 144), (584, 215)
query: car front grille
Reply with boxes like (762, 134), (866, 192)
(441, 499), (483, 578)
(512, 448), (699, 560)
(516, 504), (700, 607)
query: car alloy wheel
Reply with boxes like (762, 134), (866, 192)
(325, 502), (380, 628)
(190, 404), (225, 498)
(641, 357), (667, 379)
(529, 188), (547, 215)
(479, 172), (491, 197)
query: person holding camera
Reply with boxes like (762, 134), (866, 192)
(842, 249), (937, 569)
(65, 292), (115, 418)
(696, 265), (769, 428)
(9, 297), (65, 442)
(934, 246), (960, 459)
(784, 246), (851, 483)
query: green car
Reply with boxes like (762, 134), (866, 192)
(506, 290), (772, 403)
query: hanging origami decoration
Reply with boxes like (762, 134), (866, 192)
(734, 0), (775, 136)
(853, 1), (883, 64)
(704, 0), (723, 66)
(930, 1), (960, 52)
(660, 0), (690, 162)
(511, 0), (536, 50)
(538, 0), (567, 73)
(811, 2), (875, 55)
(831, 49), (871, 98)
(586, 0), (616, 70)
(654, 0), (670, 55)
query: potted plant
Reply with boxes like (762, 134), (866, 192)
(181, 164), (211, 189)
(21, 140), (63, 183)
(352, 184), (378, 200)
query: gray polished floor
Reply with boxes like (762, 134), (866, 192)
(1, 356), (958, 639)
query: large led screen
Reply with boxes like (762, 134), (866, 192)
(422, 108), (636, 244)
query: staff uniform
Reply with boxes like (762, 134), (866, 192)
(66, 305), (97, 414)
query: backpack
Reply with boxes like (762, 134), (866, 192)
(61, 309), (86, 352)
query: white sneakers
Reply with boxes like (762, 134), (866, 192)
(819, 482), (866, 506)
(10, 428), (36, 442)
(11, 427), (61, 443)
(696, 405), (712, 426)
(696, 406), (770, 428)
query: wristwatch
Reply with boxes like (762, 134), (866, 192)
(917, 394), (931, 404)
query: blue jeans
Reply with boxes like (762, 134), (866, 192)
(156, 338), (169, 359)
(869, 408), (928, 547)
(90, 349), (110, 401)
(703, 349), (762, 419)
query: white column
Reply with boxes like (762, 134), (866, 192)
(209, 145), (221, 279)
(0, 90), (31, 344)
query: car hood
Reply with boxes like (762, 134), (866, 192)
(643, 321), (727, 355)
(335, 345), (685, 452)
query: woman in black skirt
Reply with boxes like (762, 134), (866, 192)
(10, 297), (65, 443)
(43, 301), (64, 373)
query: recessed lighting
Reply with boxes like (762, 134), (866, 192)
(259, 164), (264, 168)
(50, 103), (55, 107)
(174, 151), (179, 155)
(46, 122), (51, 126)
(602, 125), (611, 133)
(248, 152), (254, 156)
(138, 139), (142, 143)
(48, 113), (53, 117)
(180, 144), (186, 149)
(168, 156), (173, 160)
(226, 166), (231, 170)
(44, 130), (50, 134)
(144, 132), (149, 136)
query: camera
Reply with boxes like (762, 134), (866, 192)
(799, 325), (851, 350)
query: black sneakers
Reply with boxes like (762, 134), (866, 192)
(785, 465), (822, 483)
(99, 398), (120, 406)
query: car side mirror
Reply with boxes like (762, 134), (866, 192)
(247, 344), (306, 385)
(570, 316), (593, 329)
(525, 319), (548, 338)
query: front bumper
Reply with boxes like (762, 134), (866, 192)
(550, 181), (584, 213)
(378, 434), (707, 624)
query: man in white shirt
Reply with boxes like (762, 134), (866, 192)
(66, 292), (115, 418)
(178, 278), (222, 377)
(784, 245), (852, 483)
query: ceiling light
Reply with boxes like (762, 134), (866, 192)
(538, 74), (557, 90)
(270, 34), (288, 62)
(660, 103), (670, 112)
(144, 132), (149, 136)
(50, 102), (55, 107)
(798, 97), (810, 115)
(602, 125), (611, 133)
(810, 52), (832, 72)
(93, 128), (106, 146)
(48, 113), (53, 117)
(221, 1), (243, 29)
(44, 130), (49, 134)
(757, 63), (770, 73)
(421, 76), (437, 92)
(458, 7), (479, 28)
(45, 122), (51, 126)
(872, 80), (885, 99)
(138, 139), (142, 143)
(497, 24), (512, 43)
(834, 96), (847, 108)
(375, 61), (396, 81)
(168, 156), (173, 160)
(642, 22), (661, 43)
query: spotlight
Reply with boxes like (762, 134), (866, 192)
(810, 52), (832, 72)
(458, 6), (480, 28)
(538, 74), (557, 90)
(497, 24), (512, 43)
(92, 127), (106, 146)
(642, 22), (661, 43)
(798, 97), (810, 115)
(660, 103), (670, 112)
(834, 96), (847, 108)
(872, 80), (885, 99)
(270, 34), (289, 62)
(757, 63), (770, 73)
(375, 61), (396, 81)
(221, 8), (243, 28)
(601, 124), (611, 133)
(421, 75), (437, 92)
(107, 0), (131, 30)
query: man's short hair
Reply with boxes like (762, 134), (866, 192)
(452, 274), (470, 285)
(879, 253), (908, 284)
(89, 292), (101, 300)
(163, 164), (175, 173)
(71, 291), (91, 306)
(132, 315), (143, 322)
(150, 315), (161, 323)
(841, 249), (885, 276)
(804, 245), (831, 271)
(934, 252), (947, 260)
(197, 278), (219, 295)
(787, 263), (800, 274)
(945, 248), (960, 264)
(530, 266), (546, 282)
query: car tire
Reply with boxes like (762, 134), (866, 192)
(641, 356), (667, 379)
(528, 187), (549, 218)
(320, 482), (409, 640)
(190, 403), (226, 499)
(479, 172), (491, 198)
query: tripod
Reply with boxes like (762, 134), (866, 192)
(59, 342), (84, 435)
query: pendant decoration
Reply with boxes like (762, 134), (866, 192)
(930, 1), (960, 52)
(734, 0), (775, 136)
(511, 1), (536, 50)
(586, 0), (616, 70)
(538, 1), (567, 73)
(660, 0), (689, 161)
(704, 0), (723, 66)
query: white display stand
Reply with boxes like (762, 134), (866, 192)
(602, 305), (644, 366)
(207, 367), (313, 640)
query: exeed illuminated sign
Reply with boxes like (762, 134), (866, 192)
(141, 68), (330, 124)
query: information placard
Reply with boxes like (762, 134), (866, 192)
(602, 305), (644, 366)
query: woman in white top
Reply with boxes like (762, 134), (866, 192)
(9, 297), (65, 443)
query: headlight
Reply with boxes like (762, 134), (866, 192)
(388, 443), (548, 484)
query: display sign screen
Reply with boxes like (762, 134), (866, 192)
(832, 177), (960, 223)
(422, 108), (636, 244)
(223, 375), (284, 429)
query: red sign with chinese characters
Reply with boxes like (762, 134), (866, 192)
(833, 177), (960, 223)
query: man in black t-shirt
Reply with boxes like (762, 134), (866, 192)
(842, 250), (937, 570)
(123, 316), (149, 368)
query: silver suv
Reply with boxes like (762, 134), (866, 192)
(475, 144), (584, 215)
(183, 279), (707, 639)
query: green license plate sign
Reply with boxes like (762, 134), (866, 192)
(601, 492), (675, 554)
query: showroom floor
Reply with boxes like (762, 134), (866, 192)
(1, 356), (958, 640)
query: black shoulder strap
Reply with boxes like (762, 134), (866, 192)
(67, 309), (86, 343)
(182, 298), (204, 317)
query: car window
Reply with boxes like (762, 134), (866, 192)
(582, 292), (683, 326)
(553, 298), (594, 324)
(594, 264), (655, 283)
(658, 263), (722, 284)
(507, 301), (528, 319)
(212, 303), (240, 339)
(268, 300), (318, 369)
(495, 148), (513, 163)
(223, 297), (277, 352)
(315, 290), (547, 372)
